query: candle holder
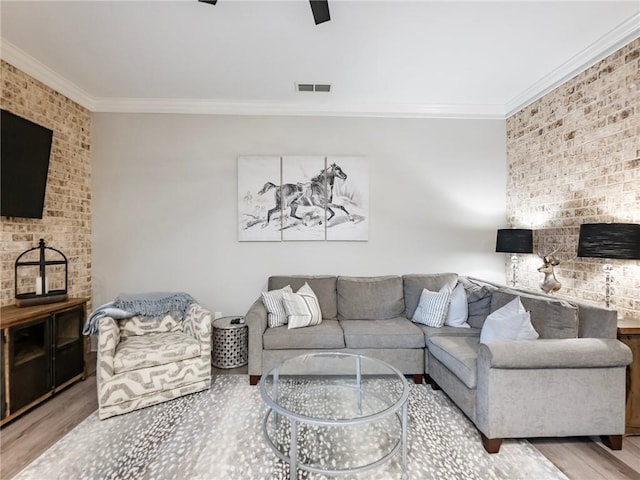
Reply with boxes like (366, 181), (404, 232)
(14, 238), (68, 307)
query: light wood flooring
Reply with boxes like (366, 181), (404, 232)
(1, 366), (639, 480)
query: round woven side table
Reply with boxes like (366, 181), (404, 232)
(211, 316), (248, 369)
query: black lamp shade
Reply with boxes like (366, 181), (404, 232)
(577, 223), (640, 259)
(496, 229), (533, 254)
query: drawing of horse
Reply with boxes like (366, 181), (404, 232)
(257, 163), (354, 227)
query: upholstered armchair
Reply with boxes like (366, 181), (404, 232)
(97, 303), (211, 419)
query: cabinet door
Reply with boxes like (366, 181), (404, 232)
(1, 331), (5, 420)
(53, 306), (84, 387)
(9, 318), (51, 412)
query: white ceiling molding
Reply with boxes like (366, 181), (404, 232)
(2, 11), (638, 121)
(1, 40), (95, 111)
(91, 97), (506, 120)
(505, 12), (640, 118)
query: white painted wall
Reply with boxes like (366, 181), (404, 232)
(92, 114), (507, 315)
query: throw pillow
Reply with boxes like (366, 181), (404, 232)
(480, 297), (539, 343)
(411, 285), (452, 327)
(283, 282), (322, 329)
(444, 282), (471, 328)
(261, 285), (293, 328)
(458, 277), (493, 328)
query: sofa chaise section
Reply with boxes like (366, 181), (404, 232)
(426, 280), (632, 453)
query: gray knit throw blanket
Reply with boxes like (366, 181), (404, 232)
(83, 291), (196, 335)
(114, 291), (196, 318)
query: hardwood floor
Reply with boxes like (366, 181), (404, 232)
(1, 367), (639, 480)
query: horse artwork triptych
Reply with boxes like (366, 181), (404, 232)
(237, 156), (368, 241)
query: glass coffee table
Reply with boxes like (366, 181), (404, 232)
(259, 352), (410, 479)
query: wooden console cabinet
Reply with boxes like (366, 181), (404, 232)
(618, 317), (640, 435)
(1, 298), (88, 426)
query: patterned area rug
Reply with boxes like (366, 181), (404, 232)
(15, 375), (567, 480)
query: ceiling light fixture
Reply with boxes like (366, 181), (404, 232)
(309, 0), (331, 25)
(198, 0), (330, 25)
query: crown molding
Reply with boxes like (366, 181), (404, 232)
(505, 13), (640, 118)
(1, 40), (96, 111)
(91, 97), (506, 120)
(2, 11), (638, 121)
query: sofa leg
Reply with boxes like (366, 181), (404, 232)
(481, 433), (502, 454)
(425, 375), (441, 390)
(412, 374), (423, 384)
(602, 434), (623, 450)
(249, 375), (261, 386)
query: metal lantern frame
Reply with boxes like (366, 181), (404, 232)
(14, 238), (68, 307)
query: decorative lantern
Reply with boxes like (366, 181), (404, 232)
(14, 238), (68, 307)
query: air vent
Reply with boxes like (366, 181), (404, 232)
(296, 83), (332, 93)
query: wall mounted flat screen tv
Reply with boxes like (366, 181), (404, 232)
(1, 109), (53, 219)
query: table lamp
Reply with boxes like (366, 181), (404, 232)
(577, 223), (640, 308)
(496, 228), (533, 287)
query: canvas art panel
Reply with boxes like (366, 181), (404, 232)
(325, 156), (368, 241)
(281, 156), (326, 241)
(237, 156), (281, 241)
(237, 155), (368, 241)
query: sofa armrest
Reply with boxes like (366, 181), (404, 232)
(476, 338), (631, 440)
(478, 338), (632, 370)
(97, 317), (119, 378)
(184, 303), (212, 362)
(245, 297), (267, 376)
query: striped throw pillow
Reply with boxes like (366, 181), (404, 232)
(261, 285), (293, 328)
(283, 283), (323, 329)
(411, 285), (452, 327)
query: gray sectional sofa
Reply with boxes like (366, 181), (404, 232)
(244, 273), (632, 453)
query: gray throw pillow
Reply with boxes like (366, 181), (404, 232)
(459, 277), (493, 329)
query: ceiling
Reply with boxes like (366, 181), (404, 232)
(1, 1), (639, 119)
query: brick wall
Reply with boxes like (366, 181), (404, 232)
(506, 38), (640, 320)
(1, 61), (92, 307)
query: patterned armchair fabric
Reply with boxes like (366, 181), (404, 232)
(97, 303), (212, 420)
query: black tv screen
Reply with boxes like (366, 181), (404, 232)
(1, 110), (53, 219)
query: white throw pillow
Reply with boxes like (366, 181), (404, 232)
(411, 285), (452, 327)
(283, 283), (322, 329)
(261, 285), (293, 328)
(444, 282), (470, 328)
(480, 297), (539, 343)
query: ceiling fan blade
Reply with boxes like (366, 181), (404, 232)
(309, 0), (330, 25)
(198, 0), (217, 5)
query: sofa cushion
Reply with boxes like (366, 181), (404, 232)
(114, 332), (200, 374)
(403, 273), (458, 319)
(337, 276), (405, 320)
(263, 319), (345, 350)
(269, 276), (338, 320)
(491, 290), (578, 339)
(340, 317), (425, 349)
(418, 324), (481, 342)
(428, 336), (479, 389)
(458, 277), (494, 328)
